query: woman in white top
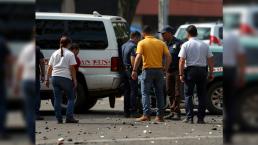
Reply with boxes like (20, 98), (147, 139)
(45, 36), (78, 124)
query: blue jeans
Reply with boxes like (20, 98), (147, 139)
(141, 69), (165, 116)
(123, 70), (138, 114)
(22, 80), (36, 143)
(52, 76), (75, 120)
(0, 81), (6, 134)
(36, 79), (41, 117)
(184, 66), (207, 120)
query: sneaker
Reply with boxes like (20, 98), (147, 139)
(135, 115), (151, 122)
(65, 118), (79, 123)
(182, 118), (193, 124)
(164, 112), (174, 119)
(197, 119), (205, 124)
(155, 116), (165, 123)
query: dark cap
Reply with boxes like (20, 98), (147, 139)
(158, 26), (175, 34)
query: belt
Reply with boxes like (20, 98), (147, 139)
(143, 68), (163, 70)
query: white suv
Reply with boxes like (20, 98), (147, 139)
(224, 5), (258, 35)
(36, 12), (129, 112)
(175, 22), (223, 46)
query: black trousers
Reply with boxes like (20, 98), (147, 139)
(223, 67), (237, 143)
(184, 66), (208, 120)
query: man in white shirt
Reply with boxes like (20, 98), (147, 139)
(178, 25), (214, 124)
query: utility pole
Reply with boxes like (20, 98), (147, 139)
(158, 0), (169, 33)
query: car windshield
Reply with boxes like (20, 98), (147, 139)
(224, 12), (241, 30)
(177, 27), (211, 40)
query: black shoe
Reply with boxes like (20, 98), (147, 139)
(197, 119), (205, 124)
(57, 119), (63, 124)
(36, 116), (44, 121)
(171, 114), (181, 121)
(124, 113), (130, 118)
(182, 118), (193, 124)
(65, 118), (79, 123)
(164, 113), (174, 119)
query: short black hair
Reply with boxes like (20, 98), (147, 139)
(142, 25), (152, 34)
(70, 43), (80, 50)
(186, 25), (198, 37)
(130, 31), (141, 38)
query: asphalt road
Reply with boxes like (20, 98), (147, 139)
(36, 98), (223, 145)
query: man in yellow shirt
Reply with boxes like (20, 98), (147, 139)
(131, 25), (171, 122)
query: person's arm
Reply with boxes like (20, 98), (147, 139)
(131, 53), (142, 80)
(178, 43), (186, 82)
(70, 65), (77, 89)
(130, 56), (135, 67)
(164, 52), (171, 72)
(207, 57), (214, 80)
(179, 58), (185, 83)
(40, 58), (45, 82)
(45, 65), (52, 88)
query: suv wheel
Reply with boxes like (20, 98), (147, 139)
(207, 82), (223, 114)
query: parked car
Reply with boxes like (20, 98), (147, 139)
(224, 5), (258, 35)
(175, 22), (223, 46)
(36, 12), (129, 113)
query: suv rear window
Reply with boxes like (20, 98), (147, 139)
(112, 22), (129, 49)
(36, 19), (108, 50)
(177, 27), (211, 40)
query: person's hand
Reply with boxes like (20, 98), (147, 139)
(45, 80), (49, 88)
(73, 80), (78, 90)
(208, 73), (214, 81)
(179, 75), (184, 83)
(131, 71), (138, 80)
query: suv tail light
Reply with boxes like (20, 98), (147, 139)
(210, 35), (221, 45)
(240, 23), (254, 35)
(111, 57), (122, 72)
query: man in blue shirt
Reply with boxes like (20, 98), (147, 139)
(121, 31), (141, 118)
(159, 26), (183, 120)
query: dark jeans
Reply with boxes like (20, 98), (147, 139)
(184, 66), (208, 120)
(123, 70), (138, 115)
(223, 67), (237, 143)
(22, 80), (36, 144)
(36, 79), (41, 117)
(141, 69), (165, 116)
(52, 76), (75, 120)
(0, 81), (6, 134)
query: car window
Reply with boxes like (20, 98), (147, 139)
(112, 22), (129, 49)
(224, 13), (241, 30)
(246, 48), (258, 66)
(253, 12), (258, 29)
(219, 27), (223, 39)
(176, 27), (211, 40)
(36, 20), (108, 50)
(212, 52), (223, 67)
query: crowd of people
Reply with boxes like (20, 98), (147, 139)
(35, 24), (214, 126)
(122, 25), (214, 123)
